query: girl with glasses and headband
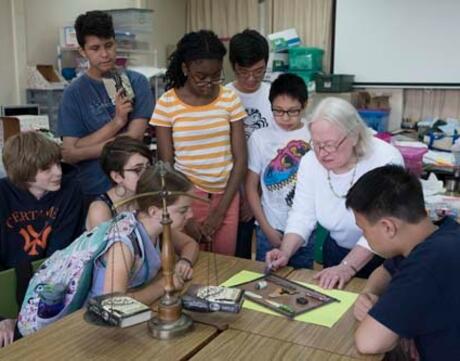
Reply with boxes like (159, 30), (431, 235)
(267, 97), (404, 289)
(86, 135), (152, 230)
(151, 30), (247, 256)
(86, 137), (197, 289)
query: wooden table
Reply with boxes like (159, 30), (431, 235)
(190, 329), (363, 361)
(191, 251), (292, 285)
(224, 269), (382, 360)
(0, 253), (379, 360)
(183, 252), (293, 331)
(0, 310), (217, 361)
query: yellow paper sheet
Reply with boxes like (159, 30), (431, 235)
(221, 270), (358, 328)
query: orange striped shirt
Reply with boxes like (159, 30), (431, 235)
(150, 86), (246, 193)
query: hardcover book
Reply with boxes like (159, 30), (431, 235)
(87, 293), (152, 328)
(182, 284), (244, 313)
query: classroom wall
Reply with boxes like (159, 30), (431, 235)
(23, 0), (185, 69)
(149, 0), (186, 67)
(0, 0), (17, 105)
(0, 0), (185, 105)
(24, 0), (138, 65)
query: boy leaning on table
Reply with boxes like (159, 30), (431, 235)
(345, 165), (460, 361)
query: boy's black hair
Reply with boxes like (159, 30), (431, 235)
(165, 30), (226, 90)
(229, 29), (269, 68)
(75, 10), (115, 48)
(269, 73), (308, 105)
(346, 165), (427, 224)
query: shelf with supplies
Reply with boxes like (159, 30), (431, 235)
(57, 8), (156, 78)
(58, 46), (156, 55)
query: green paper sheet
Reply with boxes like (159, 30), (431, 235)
(221, 270), (358, 328)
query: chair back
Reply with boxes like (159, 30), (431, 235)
(0, 259), (46, 318)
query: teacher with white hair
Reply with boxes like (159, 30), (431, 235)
(266, 97), (404, 289)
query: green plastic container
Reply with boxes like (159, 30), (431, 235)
(288, 47), (324, 71)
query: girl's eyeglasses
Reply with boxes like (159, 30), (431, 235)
(189, 72), (225, 87)
(123, 165), (149, 176)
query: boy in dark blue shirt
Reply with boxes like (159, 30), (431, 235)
(0, 132), (85, 347)
(346, 165), (460, 361)
(58, 11), (153, 198)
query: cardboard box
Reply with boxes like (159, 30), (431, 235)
(0, 117), (21, 148)
(353, 91), (390, 110)
(368, 95), (390, 109)
(27, 65), (67, 90)
(16, 115), (50, 131)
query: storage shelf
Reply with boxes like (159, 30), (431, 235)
(58, 46), (155, 55)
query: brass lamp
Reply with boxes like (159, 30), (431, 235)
(113, 162), (208, 339)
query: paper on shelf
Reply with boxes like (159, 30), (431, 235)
(221, 270), (358, 328)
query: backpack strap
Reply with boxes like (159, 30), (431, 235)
(97, 212), (148, 283)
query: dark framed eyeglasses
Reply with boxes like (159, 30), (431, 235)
(235, 66), (266, 79)
(272, 108), (302, 118)
(189, 71), (225, 87)
(123, 164), (149, 176)
(311, 133), (350, 154)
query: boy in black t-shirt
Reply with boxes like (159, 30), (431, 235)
(0, 132), (85, 347)
(345, 165), (460, 361)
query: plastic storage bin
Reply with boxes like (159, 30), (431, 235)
(26, 89), (64, 134)
(106, 8), (153, 33)
(395, 144), (428, 177)
(358, 109), (389, 132)
(375, 132), (392, 143)
(288, 47), (324, 72)
(315, 74), (354, 93)
(115, 31), (136, 49)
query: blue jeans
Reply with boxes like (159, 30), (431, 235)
(323, 234), (384, 278)
(255, 226), (315, 269)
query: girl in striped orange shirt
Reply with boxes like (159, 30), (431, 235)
(150, 30), (247, 255)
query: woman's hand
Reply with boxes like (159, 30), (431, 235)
(175, 258), (193, 281)
(353, 292), (379, 321)
(313, 263), (355, 289)
(0, 318), (16, 348)
(266, 248), (289, 270)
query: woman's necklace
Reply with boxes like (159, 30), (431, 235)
(327, 163), (359, 199)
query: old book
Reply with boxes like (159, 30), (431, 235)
(87, 293), (152, 328)
(182, 284), (244, 313)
